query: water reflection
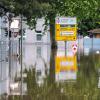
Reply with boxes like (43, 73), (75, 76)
(24, 44), (50, 86)
(55, 42), (77, 82)
(1, 39), (100, 99)
(0, 44), (51, 99)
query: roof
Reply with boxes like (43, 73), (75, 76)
(88, 28), (100, 34)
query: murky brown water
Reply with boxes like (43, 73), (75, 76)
(1, 39), (100, 100)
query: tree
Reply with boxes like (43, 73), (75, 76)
(0, 0), (100, 44)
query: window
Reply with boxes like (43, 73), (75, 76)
(37, 34), (42, 41)
(37, 46), (41, 57)
(37, 70), (41, 76)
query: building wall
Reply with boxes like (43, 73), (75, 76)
(95, 34), (100, 38)
(25, 18), (50, 44)
(0, 16), (9, 95)
(25, 29), (36, 43)
(0, 17), (7, 40)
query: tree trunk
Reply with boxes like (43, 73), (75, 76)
(49, 49), (57, 84)
(49, 15), (58, 85)
(49, 16), (57, 49)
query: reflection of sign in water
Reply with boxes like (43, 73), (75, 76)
(55, 55), (77, 82)
(55, 17), (77, 41)
(72, 43), (78, 54)
(55, 56), (77, 73)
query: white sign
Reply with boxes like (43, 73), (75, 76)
(61, 31), (74, 35)
(55, 17), (76, 25)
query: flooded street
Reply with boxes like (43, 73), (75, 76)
(1, 0), (100, 99)
(0, 38), (100, 100)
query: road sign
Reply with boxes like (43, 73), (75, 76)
(55, 17), (77, 41)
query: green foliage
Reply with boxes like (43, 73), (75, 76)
(0, 0), (100, 34)
(78, 18), (100, 36)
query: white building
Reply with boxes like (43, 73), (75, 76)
(0, 16), (51, 93)
(0, 16), (9, 95)
(23, 18), (51, 86)
(25, 18), (50, 44)
(0, 16), (8, 40)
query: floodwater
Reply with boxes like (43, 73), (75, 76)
(0, 38), (100, 100)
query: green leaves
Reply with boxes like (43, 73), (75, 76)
(0, 0), (100, 21)
(0, 0), (100, 35)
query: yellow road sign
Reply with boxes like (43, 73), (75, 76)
(55, 17), (77, 41)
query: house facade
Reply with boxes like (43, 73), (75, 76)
(88, 28), (100, 38)
(25, 18), (51, 44)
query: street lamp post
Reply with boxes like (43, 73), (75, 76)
(20, 14), (23, 97)
(3, 13), (13, 95)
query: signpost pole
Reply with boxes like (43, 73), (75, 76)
(65, 41), (66, 56)
(65, 41), (67, 56)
